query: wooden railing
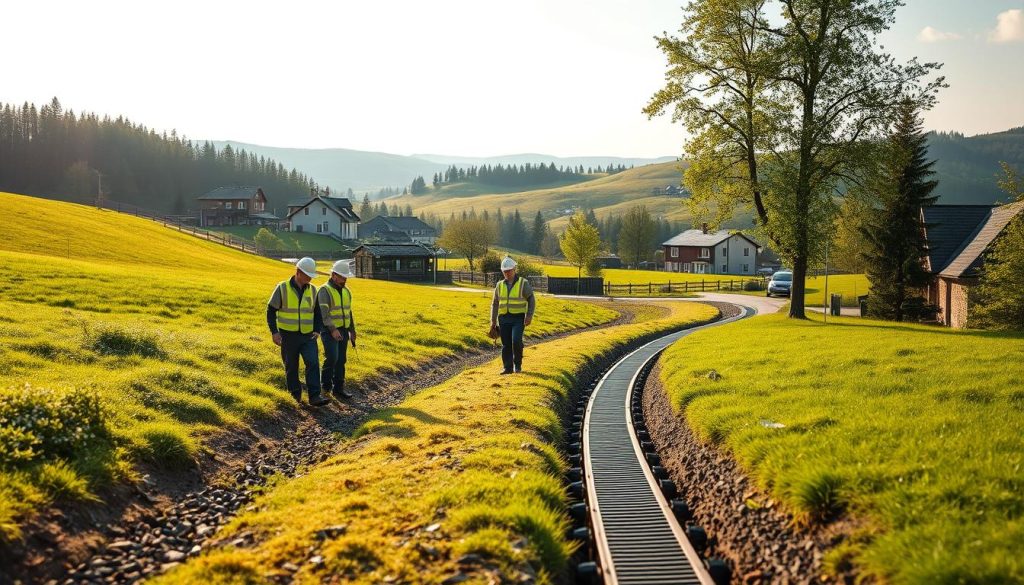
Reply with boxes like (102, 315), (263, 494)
(100, 199), (260, 255)
(604, 278), (765, 296)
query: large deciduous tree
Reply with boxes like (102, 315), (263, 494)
(648, 0), (943, 318)
(437, 218), (496, 272)
(861, 101), (939, 321)
(618, 206), (658, 268)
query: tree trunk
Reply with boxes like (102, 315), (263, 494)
(789, 254), (808, 318)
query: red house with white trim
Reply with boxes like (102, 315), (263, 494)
(662, 227), (760, 275)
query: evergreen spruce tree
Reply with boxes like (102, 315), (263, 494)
(530, 211), (547, 254)
(359, 194), (373, 220)
(861, 101), (940, 321)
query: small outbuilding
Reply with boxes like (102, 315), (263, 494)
(352, 243), (436, 281)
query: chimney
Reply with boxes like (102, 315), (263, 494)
(701, 222), (708, 234)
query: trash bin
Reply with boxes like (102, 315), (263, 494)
(858, 294), (869, 317)
(830, 293), (842, 317)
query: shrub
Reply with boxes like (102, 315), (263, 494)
(743, 279), (764, 291)
(0, 385), (110, 468)
(515, 257), (544, 277)
(585, 257), (603, 277)
(253, 227), (285, 252)
(478, 251), (502, 274)
(85, 324), (164, 358)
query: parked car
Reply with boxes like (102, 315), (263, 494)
(766, 270), (793, 297)
(756, 266), (777, 276)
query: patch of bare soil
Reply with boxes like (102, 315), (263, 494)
(2, 299), (649, 584)
(642, 358), (860, 584)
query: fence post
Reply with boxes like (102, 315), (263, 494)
(648, 282), (652, 295)
(628, 283), (632, 296)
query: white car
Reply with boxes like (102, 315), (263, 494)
(766, 271), (793, 297)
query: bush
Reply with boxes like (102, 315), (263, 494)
(585, 257), (603, 277)
(254, 227), (285, 251)
(0, 385), (110, 468)
(85, 324), (164, 358)
(744, 279), (764, 291)
(478, 251), (502, 274)
(515, 257), (544, 278)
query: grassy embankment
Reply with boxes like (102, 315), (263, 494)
(208, 226), (345, 252)
(0, 192), (616, 541)
(660, 313), (1024, 583)
(153, 301), (720, 585)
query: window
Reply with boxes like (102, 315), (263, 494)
(743, 264), (749, 272)
(304, 208), (309, 216)
(722, 264), (728, 273)
(700, 248), (710, 258)
(670, 247), (678, 258)
(722, 246), (727, 256)
(683, 263), (690, 272)
(322, 207), (327, 215)
(238, 201), (246, 210)
(316, 224), (322, 233)
(225, 202), (233, 210)
(296, 225), (303, 233)
(744, 247), (750, 257)
(323, 221), (329, 233)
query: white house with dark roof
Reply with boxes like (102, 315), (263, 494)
(286, 193), (360, 239)
(358, 215), (438, 244)
(661, 227), (761, 275)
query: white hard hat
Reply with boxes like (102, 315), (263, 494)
(332, 260), (355, 278)
(500, 256), (517, 271)
(296, 257), (319, 278)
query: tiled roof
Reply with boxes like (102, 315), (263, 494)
(285, 196), (359, 222)
(197, 186), (263, 200)
(662, 229), (758, 248)
(378, 216), (437, 233)
(921, 205), (994, 273)
(939, 201), (1024, 278)
(354, 243), (434, 257)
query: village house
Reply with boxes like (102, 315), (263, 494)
(922, 201), (1024, 328)
(662, 226), (761, 275)
(196, 186), (280, 228)
(358, 215), (438, 244)
(285, 189), (360, 240)
(352, 243), (436, 281)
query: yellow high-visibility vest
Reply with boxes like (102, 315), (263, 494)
(326, 285), (352, 329)
(276, 280), (317, 333)
(496, 277), (527, 315)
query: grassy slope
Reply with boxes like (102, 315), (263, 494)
(392, 162), (693, 224)
(153, 301), (720, 585)
(0, 192), (616, 540)
(208, 226), (345, 252)
(660, 313), (1024, 584)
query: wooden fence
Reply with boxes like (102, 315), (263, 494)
(604, 278), (764, 296)
(101, 199), (260, 255)
(449, 271), (551, 292)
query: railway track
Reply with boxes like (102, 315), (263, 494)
(569, 305), (753, 585)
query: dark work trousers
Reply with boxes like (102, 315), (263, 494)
(320, 329), (349, 395)
(280, 332), (322, 401)
(498, 313), (526, 372)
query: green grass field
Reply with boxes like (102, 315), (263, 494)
(208, 226), (344, 252)
(0, 192), (616, 541)
(660, 313), (1024, 583)
(152, 301), (720, 585)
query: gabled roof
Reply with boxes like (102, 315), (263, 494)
(375, 216), (437, 233)
(939, 201), (1024, 278)
(354, 243), (434, 257)
(921, 205), (994, 273)
(286, 196), (360, 222)
(662, 229), (759, 248)
(197, 186), (264, 200)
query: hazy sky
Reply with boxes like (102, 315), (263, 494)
(2, 0), (1021, 158)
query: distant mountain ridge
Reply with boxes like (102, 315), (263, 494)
(210, 141), (676, 196)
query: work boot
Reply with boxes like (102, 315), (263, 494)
(499, 369), (513, 375)
(309, 396), (330, 407)
(333, 389), (354, 400)
(513, 364), (522, 373)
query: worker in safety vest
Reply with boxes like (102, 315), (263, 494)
(490, 256), (536, 374)
(266, 257), (328, 406)
(318, 260), (357, 400)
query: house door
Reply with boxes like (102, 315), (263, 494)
(693, 262), (707, 274)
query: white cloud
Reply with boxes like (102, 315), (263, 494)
(917, 26), (962, 43)
(989, 9), (1024, 43)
